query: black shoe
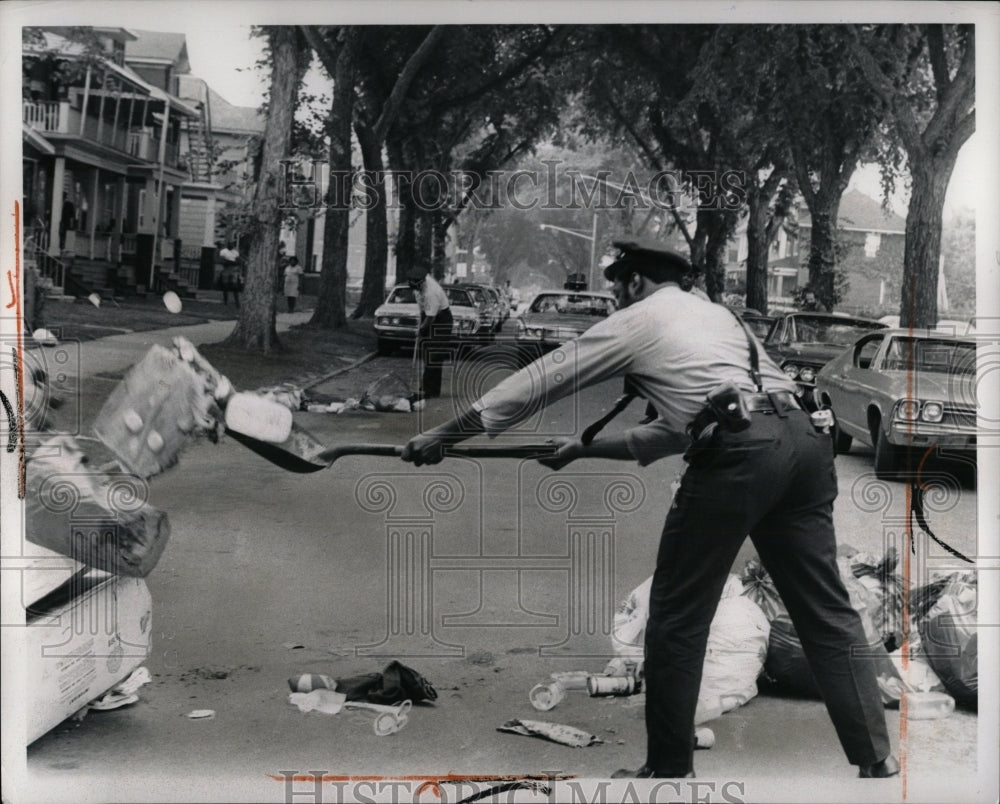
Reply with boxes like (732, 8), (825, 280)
(611, 766), (695, 779)
(858, 756), (899, 778)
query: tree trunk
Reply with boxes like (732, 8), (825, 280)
(805, 191), (842, 312)
(413, 209), (433, 273)
(431, 211), (448, 280)
(352, 121), (388, 318)
(227, 27), (302, 350)
(899, 157), (953, 328)
(388, 137), (414, 282)
(703, 213), (730, 303)
(310, 30), (361, 329)
(745, 198), (770, 314)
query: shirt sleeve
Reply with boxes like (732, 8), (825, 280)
(624, 418), (691, 466)
(473, 314), (635, 435)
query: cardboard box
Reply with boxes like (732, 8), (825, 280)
(20, 541), (85, 609)
(26, 571), (152, 744)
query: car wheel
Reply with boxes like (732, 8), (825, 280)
(376, 337), (394, 356)
(873, 422), (905, 480)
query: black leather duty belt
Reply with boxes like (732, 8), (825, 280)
(745, 391), (802, 413)
(688, 390), (802, 441)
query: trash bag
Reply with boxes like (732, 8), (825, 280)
(850, 547), (905, 649)
(740, 559), (786, 622)
(762, 559), (900, 701)
(360, 373), (412, 407)
(612, 574), (769, 715)
(700, 575), (771, 711)
(335, 661), (437, 705)
(917, 574), (977, 709)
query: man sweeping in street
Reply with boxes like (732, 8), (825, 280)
(402, 241), (897, 780)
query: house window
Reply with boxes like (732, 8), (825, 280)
(728, 248), (739, 264)
(864, 232), (881, 258)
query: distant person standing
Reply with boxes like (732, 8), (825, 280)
(219, 241), (242, 308)
(283, 256), (304, 313)
(408, 268), (453, 399)
(59, 193), (75, 251)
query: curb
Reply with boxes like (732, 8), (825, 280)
(300, 351), (378, 391)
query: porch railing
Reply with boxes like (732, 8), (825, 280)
(22, 100), (63, 132)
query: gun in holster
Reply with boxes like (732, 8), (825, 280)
(687, 381), (753, 441)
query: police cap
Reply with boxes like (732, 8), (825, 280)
(406, 267), (427, 286)
(603, 240), (693, 283)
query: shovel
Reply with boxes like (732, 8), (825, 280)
(227, 422), (559, 474)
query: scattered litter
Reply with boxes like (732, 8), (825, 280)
(88, 293), (101, 307)
(550, 671), (589, 691)
(162, 291), (183, 314)
(89, 691), (140, 711)
(187, 709), (216, 719)
(89, 667), (151, 711)
(695, 727), (715, 749)
(529, 681), (566, 711)
(289, 689), (346, 715)
(288, 674), (336, 693)
(359, 373), (422, 413)
(498, 719), (602, 748)
(903, 690), (955, 720)
(255, 383), (304, 411)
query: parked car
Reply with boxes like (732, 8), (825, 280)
(762, 312), (888, 388)
(455, 284), (503, 334)
(729, 308), (776, 340)
(515, 290), (618, 359)
(373, 284), (489, 355)
(815, 330), (977, 478)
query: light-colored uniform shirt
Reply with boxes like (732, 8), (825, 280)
(473, 284), (797, 465)
(417, 275), (450, 318)
(283, 265), (304, 297)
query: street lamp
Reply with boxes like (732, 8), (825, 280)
(539, 212), (599, 289)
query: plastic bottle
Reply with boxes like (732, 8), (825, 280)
(529, 681), (566, 711)
(903, 691), (955, 720)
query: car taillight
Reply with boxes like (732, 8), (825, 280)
(921, 401), (944, 423)
(896, 399), (920, 421)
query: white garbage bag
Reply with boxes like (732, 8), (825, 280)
(612, 574), (771, 717)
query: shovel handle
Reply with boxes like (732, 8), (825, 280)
(316, 443), (559, 463)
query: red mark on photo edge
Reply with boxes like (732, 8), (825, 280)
(267, 773), (575, 798)
(11, 202), (26, 497)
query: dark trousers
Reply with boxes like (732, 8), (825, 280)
(419, 308), (453, 398)
(643, 409), (891, 776)
(287, 296), (297, 313)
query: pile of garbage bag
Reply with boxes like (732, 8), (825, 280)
(740, 548), (977, 711)
(612, 547), (977, 719)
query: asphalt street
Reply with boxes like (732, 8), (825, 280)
(16, 321), (983, 804)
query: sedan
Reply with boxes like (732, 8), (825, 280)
(373, 284), (489, 355)
(815, 330), (977, 478)
(763, 312), (887, 389)
(514, 290), (618, 360)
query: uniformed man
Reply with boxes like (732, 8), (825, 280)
(408, 267), (453, 399)
(402, 241), (897, 779)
